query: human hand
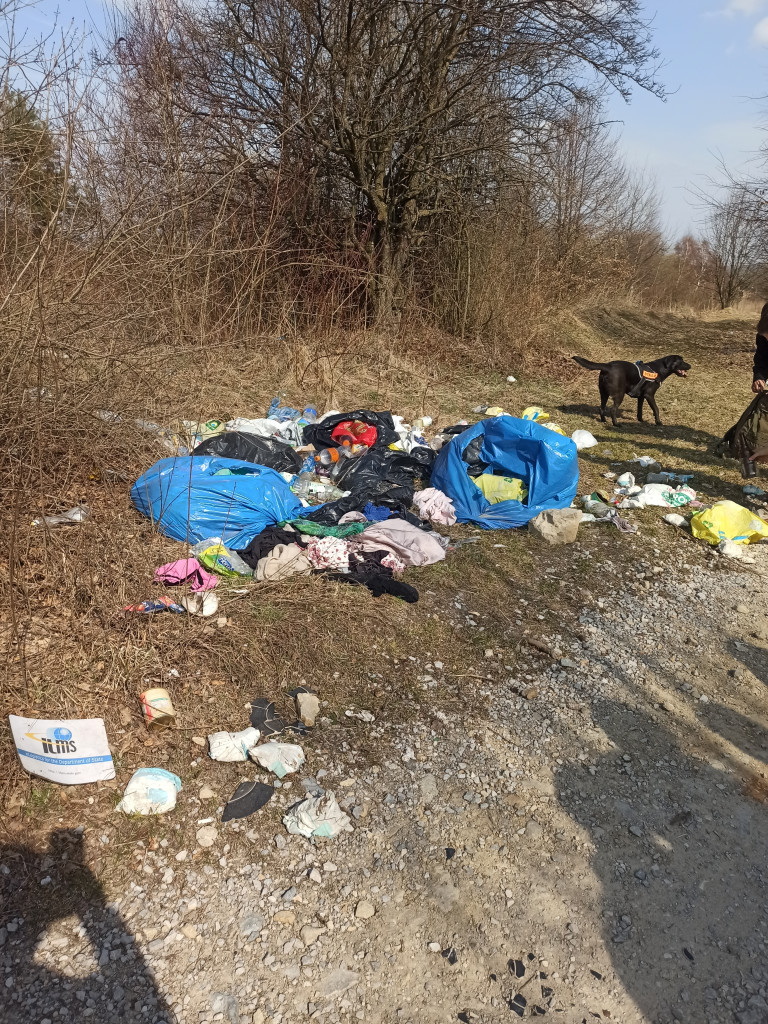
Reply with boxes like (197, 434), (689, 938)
(751, 445), (768, 463)
(753, 379), (766, 393)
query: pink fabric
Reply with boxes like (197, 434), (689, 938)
(306, 536), (351, 571)
(356, 519), (446, 567)
(414, 487), (456, 526)
(154, 557), (218, 592)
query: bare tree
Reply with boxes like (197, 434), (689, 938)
(177, 0), (663, 323)
(705, 192), (763, 309)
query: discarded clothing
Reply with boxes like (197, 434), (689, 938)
(208, 727), (261, 762)
(154, 557), (218, 592)
(238, 526), (301, 569)
(413, 487), (456, 526)
(356, 519), (446, 567)
(363, 502), (392, 522)
(286, 518), (366, 539)
(255, 543), (313, 582)
(326, 570), (418, 603)
(306, 536), (351, 571)
(283, 791), (353, 838)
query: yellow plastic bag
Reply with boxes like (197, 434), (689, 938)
(475, 474), (528, 504)
(521, 406), (549, 423)
(542, 421), (567, 436)
(690, 500), (768, 545)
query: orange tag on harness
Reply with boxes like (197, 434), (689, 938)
(642, 369), (658, 381)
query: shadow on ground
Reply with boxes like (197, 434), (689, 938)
(0, 830), (172, 1024)
(554, 673), (768, 1024)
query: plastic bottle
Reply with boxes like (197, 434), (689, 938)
(315, 443), (354, 470)
(291, 474), (345, 504)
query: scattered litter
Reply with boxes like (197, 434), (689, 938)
(191, 537), (253, 577)
(571, 429), (598, 450)
(743, 484), (767, 497)
(521, 406), (549, 422)
(442, 947), (459, 965)
(647, 471), (693, 485)
(619, 484), (696, 509)
(180, 593), (219, 617)
(691, 501), (768, 545)
(117, 767), (181, 815)
(208, 727), (261, 762)
(32, 505), (90, 528)
(252, 741), (305, 778)
(123, 597), (186, 615)
(616, 472), (635, 489)
(663, 513), (687, 528)
(630, 455), (658, 468)
(9, 715), (115, 784)
(345, 709), (375, 723)
(718, 539), (755, 562)
(283, 791), (353, 838)
(249, 699), (287, 736)
(506, 375), (517, 383)
(139, 687), (176, 730)
(222, 781), (274, 822)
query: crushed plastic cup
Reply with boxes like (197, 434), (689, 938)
(32, 505), (90, 527)
(283, 791), (353, 838)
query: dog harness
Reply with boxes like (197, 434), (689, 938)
(635, 359), (658, 382)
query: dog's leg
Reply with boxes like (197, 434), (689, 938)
(647, 394), (663, 426)
(599, 380), (609, 423)
(637, 396), (644, 422)
(610, 393), (624, 428)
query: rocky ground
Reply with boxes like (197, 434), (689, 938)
(3, 525), (768, 1024)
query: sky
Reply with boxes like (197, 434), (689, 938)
(12, 0), (768, 242)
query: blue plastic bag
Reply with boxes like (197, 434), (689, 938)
(131, 456), (302, 548)
(431, 416), (579, 529)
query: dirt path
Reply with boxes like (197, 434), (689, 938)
(4, 529), (768, 1024)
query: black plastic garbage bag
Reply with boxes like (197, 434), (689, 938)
(298, 487), (419, 526)
(333, 444), (435, 493)
(462, 435), (489, 478)
(302, 410), (400, 449)
(193, 432), (302, 474)
(717, 393), (768, 464)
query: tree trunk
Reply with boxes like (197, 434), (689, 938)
(370, 217), (410, 328)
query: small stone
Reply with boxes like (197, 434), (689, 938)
(181, 924), (198, 939)
(282, 886), (297, 902)
(736, 604), (749, 614)
(419, 774), (438, 805)
(273, 910), (295, 926)
(296, 692), (320, 727)
(199, 786), (216, 800)
(196, 826), (217, 848)
(192, 736), (206, 747)
(524, 688), (539, 700)
(239, 913), (264, 938)
(428, 942), (441, 952)
(629, 825), (643, 837)
(525, 820), (543, 840)
(300, 925), (325, 946)
(355, 900), (375, 920)
(484, 649), (494, 659)
(309, 868), (323, 884)
(175, 850), (188, 862)
(314, 968), (360, 999)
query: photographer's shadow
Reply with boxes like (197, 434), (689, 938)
(0, 829), (172, 1024)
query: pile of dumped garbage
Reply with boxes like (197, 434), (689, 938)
(123, 400), (583, 610)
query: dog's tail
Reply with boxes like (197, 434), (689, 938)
(572, 356), (610, 372)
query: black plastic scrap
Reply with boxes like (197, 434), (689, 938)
(222, 781), (274, 822)
(249, 698), (286, 736)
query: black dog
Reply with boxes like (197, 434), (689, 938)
(572, 354), (690, 428)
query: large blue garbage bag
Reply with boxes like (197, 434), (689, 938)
(131, 456), (303, 548)
(431, 416), (579, 529)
